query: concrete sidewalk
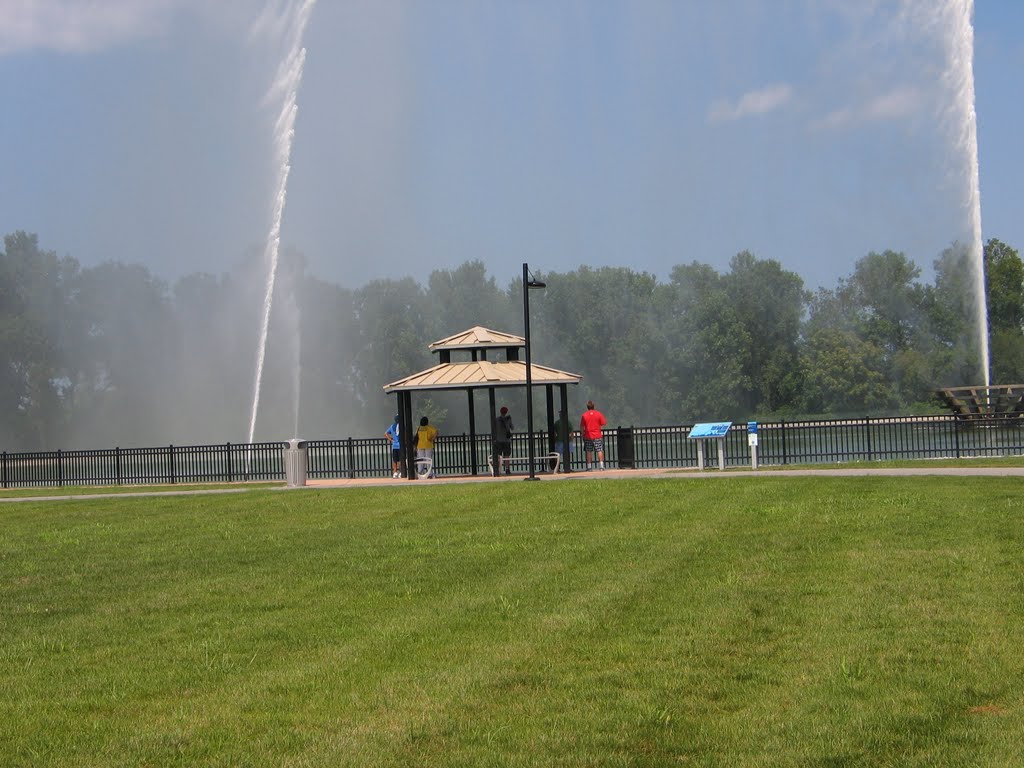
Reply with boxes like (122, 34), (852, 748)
(305, 463), (1024, 490)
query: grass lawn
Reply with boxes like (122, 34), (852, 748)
(0, 482), (283, 499)
(2, 478), (1022, 766)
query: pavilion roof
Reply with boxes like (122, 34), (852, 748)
(383, 360), (581, 393)
(428, 326), (525, 352)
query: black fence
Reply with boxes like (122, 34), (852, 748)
(2, 415), (1023, 489)
(0, 442), (284, 489)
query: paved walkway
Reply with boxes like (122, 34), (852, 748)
(306, 464), (1024, 490)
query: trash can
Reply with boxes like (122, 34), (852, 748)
(616, 426), (635, 469)
(283, 438), (308, 487)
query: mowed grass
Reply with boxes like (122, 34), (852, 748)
(0, 482), (283, 499)
(2, 478), (1022, 767)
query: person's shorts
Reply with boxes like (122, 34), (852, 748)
(496, 442), (512, 458)
(583, 437), (603, 452)
(391, 448), (401, 462)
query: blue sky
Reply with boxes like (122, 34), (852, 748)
(1, 0), (1020, 292)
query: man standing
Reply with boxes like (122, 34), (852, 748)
(494, 406), (514, 474)
(385, 415), (402, 478)
(579, 400), (607, 471)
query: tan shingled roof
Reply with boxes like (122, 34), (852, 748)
(383, 360), (581, 393)
(428, 326), (525, 352)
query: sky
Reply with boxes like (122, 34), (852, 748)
(1, 0), (1021, 293)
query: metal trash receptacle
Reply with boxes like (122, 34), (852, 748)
(616, 426), (635, 469)
(283, 438), (308, 487)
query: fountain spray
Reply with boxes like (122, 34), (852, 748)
(247, 0), (317, 449)
(942, 0), (989, 386)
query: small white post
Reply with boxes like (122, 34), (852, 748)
(748, 421), (759, 470)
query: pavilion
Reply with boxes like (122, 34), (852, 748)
(383, 326), (581, 477)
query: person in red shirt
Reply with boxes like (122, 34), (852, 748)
(579, 400), (607, 471)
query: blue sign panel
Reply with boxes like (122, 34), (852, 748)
(688, 422), (732, 439)
(747, 421), (758, 434)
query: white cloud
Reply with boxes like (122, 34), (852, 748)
(0, 0), (259, 55)
(708, 83), (794, 123)
(812, 86), (923, 130)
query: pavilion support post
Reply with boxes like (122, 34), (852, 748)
(559, 383), (570, 473)
(488, 387), (499, 477)
(402, 392), (416, 480)
(467, 388), (477, 475)
(545, 385), (555, 469)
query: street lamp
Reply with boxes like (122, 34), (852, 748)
(523, 263), (546, 481)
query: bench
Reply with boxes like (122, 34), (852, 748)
(487, 452), (561, 475)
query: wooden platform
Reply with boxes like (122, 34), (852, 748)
(936, 385), (1024, 420)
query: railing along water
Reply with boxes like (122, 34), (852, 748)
(3, 415), (1023, 488)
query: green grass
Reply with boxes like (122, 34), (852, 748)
(705, 455), (1024, 471)
(0, 481), (283, 499)
(2, 479), (1022, 766)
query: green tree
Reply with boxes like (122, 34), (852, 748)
(815, 250), (936, 408)
(69, 262), (177, 447)
(984, 238), (1024, 382)
(654, 262), (749, 422)
(531, 265), (662, 425)
(929, 243), (983, 386)
(0, 232), (79, 449)
(985, 238), (1024, 331)
(351, 277), (432, 433)
(720, 251), (807, 414)
(798, 327), (894, 414)
(425, 261), (515, 340)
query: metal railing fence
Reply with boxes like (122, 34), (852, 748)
(2, 415), (1023, 488)
(0, 442), (283, 488)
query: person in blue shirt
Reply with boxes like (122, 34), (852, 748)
(385, 415), (402, 478)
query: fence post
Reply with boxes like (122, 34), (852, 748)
(865, 417), (873, 462)
(347, 437), (355, 479)
(954, 417), (961, 459)
(116, 447), (122, 486)
(169, 445), (176, 484)
(781, 420), (788, 465)
(2, 451), (6, 489)
(226, 442), (233, 482)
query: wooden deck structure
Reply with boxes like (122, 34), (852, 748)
(936, 385), (1024, 420)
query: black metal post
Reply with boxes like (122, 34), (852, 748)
(523, 262), (545, 481)
(489, 387), (499, 477)
(467, 389), (477, 475)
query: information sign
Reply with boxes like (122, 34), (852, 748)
(688, 422), (732, 439)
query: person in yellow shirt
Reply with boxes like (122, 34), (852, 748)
(415, 416), (439, 478)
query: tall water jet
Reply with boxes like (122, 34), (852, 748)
(941, 0), (989, 386)
(247, 0), (317, 447)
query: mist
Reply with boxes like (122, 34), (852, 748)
(2, 1), (1019, 451)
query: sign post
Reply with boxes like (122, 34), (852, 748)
(748, 421), (759, 470)
(688, 422), (732, 470)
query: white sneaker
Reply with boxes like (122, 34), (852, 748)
(392, 472), (400, 479)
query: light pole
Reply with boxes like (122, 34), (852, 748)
(523, 262), (546, 481)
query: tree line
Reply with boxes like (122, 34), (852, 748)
(2, 230), (1021, 451)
